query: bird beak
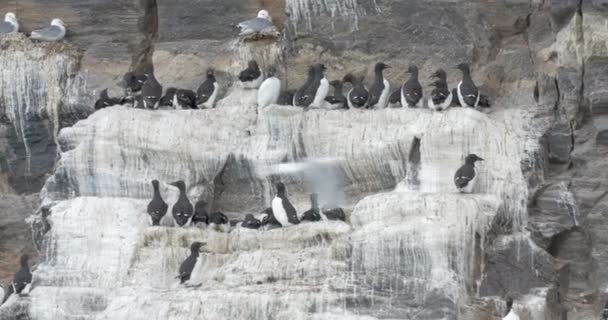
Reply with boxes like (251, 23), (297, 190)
(478, 157), (485, 161)
(385, 65), (392, 69)
(169, 181), (178, 187)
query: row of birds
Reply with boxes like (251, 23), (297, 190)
(95, 59), (491, 112)
(152, 153), (485, 231)
(147, 180), (345, 232)
(0, 12), (66, 41)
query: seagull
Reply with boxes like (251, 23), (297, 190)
(236, 10), (274, 36)
(30, 19), (66, 41)
(0, 12), (18, 35)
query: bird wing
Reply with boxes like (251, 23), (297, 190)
(454, 165), (475, 188)
(460, 82), (479, 106)
(196, 80), (214, 103)
(0, 21), (16, 34)
(30, 25), (64, 41)
(282, 198), (300, 224)
(237, 18), (272, 33)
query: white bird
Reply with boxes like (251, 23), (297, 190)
(0, 12), (18, 35)
(30, 18), (66, 41)
(257, 66), (281, 108)
(236, 10), (274, 36)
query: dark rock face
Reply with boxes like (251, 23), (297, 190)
(546, 122), (574, 164)
(479, 235), (557, 297)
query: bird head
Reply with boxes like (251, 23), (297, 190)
(257, 9), (271, 21)
(431, 69), (446, 80)
(169, 180), (186, 191)
(206, 68), (215, 78)
(406, 65), (418, 74)
(248, 60), (259, 71)
(5, 12), (17, 24)
(276, 182), (286, 194)
(51, 18), (65, 28)
(312, 63), (327, 74)
(375, 62), (391, 72)
(455, 63), (470, 74)
(266, 66), (277, 77)
(20, 254), (29, 267)
(465, 154), (484, 164)
(190, 242), (207, 253)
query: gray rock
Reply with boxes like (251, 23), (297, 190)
(546, 121), (574, 164)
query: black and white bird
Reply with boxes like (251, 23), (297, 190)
(159, 88), (197, 109)
(502, 297), (520, 320)
(177, 242), (206, 284)
(322, 206), (346, 221)
(241, 214), (262, 229)
(7, 254), (32, 297)
(455, 63), (480, 109)
(208, 211), (230, 232)
(428, 69), (453, 111)
(323, 80), (348, 110)
(0, 12), (18, 35)
(602, 300), (608, 320)
(401, 65), (423, 108)
(120, 70), (148, 99)
(261, 207), (281, 228)
(239, 60), (264, 89)
(271, 183), (300, 227)
(293, 66), (315, 107)
(141, 65), (163, 109)
(343, 73), (369, 109)
(169, 180), (194, 227)
(192, 200), (209, 225)
(388, 89), (402, 108)
(368, 62), (391, 109)
(146, 180), (168, 226)
(94, 89), (125, 110)
(30, 18), (66, 41)
(197, 69), (219, 109)
(300, 64), (330, 109)
(301, 193), (321, 222)
(454, 154), (484, 193)
(257, 66), (281, 108)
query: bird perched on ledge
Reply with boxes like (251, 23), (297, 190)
(0, 12), (19, 35)
(30, 18), (66, 41)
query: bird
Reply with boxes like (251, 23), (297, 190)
(261, 207), (281, 228)
(322, 206), (346, 221)
(30, 18), (66, 41)
(343, 73), (369, 109)
(177, 242), (206, 284)
(6, 254), (32, 298)
(169, 180), (194, 227)
(196, 69), (219, 109)
(236, 9), (274, 36)
(302, 64), (330, 109)
(368, 62), (391, 109)
(301, 193), (321, 222)
(120, 69), (149, 99)
(257, 66), (281, 108)
(388, 89), (402, 108)
(241, 214), (262, 229)
(454, 154), (484, 193)
(271, 183), (300, 227)
(502, 297), (520, 320)
(192, 200), (209, 225)
(401, 65), (423, 108)
(323, 80), (348, 110)
(146, 180), (168, 226)
(293, 66), (315, 107)
(602, 299), (608, 320)
(94, 89), (125, 110)
(141, 64), (163, 109)
(208, 211), (230, 232)
(158, 87), (178, 109)
(455, 63), (480, 109)
(160, 88), (197, 109)
(0, 12), (18, 35)
(239, 60), (264, 89)
(428, 69), (453, 111)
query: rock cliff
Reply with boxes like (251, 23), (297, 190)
(0, 0), (607, 319)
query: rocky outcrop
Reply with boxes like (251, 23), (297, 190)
(1, 0), (608, 319)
